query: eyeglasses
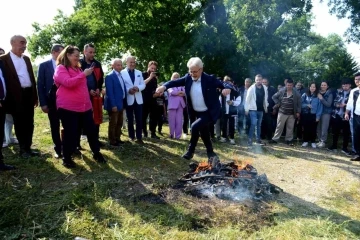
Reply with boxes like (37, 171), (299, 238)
(189, 68), (202, 74)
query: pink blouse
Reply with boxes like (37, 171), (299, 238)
(53, 65), (92, 112)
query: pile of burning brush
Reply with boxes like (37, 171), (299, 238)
(178, 156), (282, 202)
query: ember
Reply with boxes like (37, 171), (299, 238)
(178, 157), (281, 202)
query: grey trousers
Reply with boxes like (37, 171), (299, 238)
(317, 113), (330, 142)
(272, 112), (295, 141)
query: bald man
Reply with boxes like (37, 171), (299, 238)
(0, 35), (39, 158)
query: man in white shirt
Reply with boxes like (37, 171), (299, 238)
(345, 72), (360, 161)
(0, 35), (39, 159)
(121, 56), (146, 144)
(156, 57), (231, 160)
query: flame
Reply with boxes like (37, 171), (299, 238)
(194, 161), (212, 173)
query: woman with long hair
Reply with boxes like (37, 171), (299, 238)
(301, 82), (323, 148)
(53, 45), (105, 168)
(316, 81), (333, 148)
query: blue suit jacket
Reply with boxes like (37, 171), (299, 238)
(104, 70), (126, 111)
(164, 72), (226, 123)
(37, 59), (55, 107)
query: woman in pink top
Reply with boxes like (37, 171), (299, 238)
(167, 72), (186, 139)
(53, 45), (105, 168)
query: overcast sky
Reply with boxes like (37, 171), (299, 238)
(1, 0), (358, 64)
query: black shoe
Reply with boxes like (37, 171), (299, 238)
(256, 140), (266, 146)
(341, 148), (350, 155)
(151, 134), (160, 139)
(109, 142), (120, 147)
(77, 146), (84, 150)
(116, 139), (125, 144)
(327, 146), (337, 151)
(143, 132), (148, 138)
(286, 141), (294, 146)
(0, 163), (16, 171)
(135, 139), (145, 145)
(350, 155), (360, 161)
(182, 151), (194, 160)
(62, 160), (76, 169)
(73, 149), (82, 156)
(93, 152), (106, 163)
(268, 140), (278, 144)
(207, 151), (217, 159)
(349, 150), (357, 156)
(98, 141), (105, 148)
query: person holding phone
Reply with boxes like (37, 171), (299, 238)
(79, 43), (104, 149)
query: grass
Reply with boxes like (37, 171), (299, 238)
(0, 108), (360, 239)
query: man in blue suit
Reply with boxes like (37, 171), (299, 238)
(156, 57), (231, 159)
(104, 59), (126, 146)
(37, 44), (64, 158)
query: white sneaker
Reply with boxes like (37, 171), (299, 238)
(182, 133), (187, 139)
(11, 138), (19, 144)
(80, 135), (87, 141)
(220, 137), (227, 143)
(311, 143), (317, 148)
(317, 142), (325, 148)
(301, 142), (308, 147)
(2, 142), (8, 148)
(230, 139), (235, 145)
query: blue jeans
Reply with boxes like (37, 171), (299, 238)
(248, 110), (263, 142)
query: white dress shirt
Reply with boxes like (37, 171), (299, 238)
(10, 51), (32, 87)
(51, 59), (56, 70)
(115, 70), (126, 99)
(346, 87), (360, 116)
(0, 68), (7, 100)
(190, 77), (208, 112)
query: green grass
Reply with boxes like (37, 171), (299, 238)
(0, 108), (359, 239)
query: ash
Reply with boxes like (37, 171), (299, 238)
(178, 157), (282, 202)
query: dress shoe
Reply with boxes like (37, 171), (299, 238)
(351, 155), (360, 161)
(62, 160), (76, 169)
(73, 149), (82, 156)
(116, 139), (125, 144)
(207, 151), (217, 159)
(182, 151), (194, 160)
(0, 163), (16, 171)
(268, 139), (278, 144)
(93, 152), (106, 163)
(151, 134), (160, 139)
(135, 139), (145, 145)
(98, 141), (105, 148)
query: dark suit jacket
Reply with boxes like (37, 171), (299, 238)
(0, 52), (38, 113)
(104, 70), (126, 112)
(163, 72), (226, 123)
(37, 59), (55, 107)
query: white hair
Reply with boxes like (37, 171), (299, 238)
(111, 58), (123, 65)
(126, 56), (135, 62)
(187, 57), (203, 69)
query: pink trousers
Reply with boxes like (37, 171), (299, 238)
(168, 107), (184, 139)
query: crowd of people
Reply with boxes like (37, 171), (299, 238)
(0, 35), (359, 170)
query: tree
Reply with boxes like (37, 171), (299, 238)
(325, 0), (360, 43)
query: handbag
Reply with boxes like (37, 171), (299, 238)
(47, 83), (58, 109)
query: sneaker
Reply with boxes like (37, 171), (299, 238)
(268, 139), (278, 144)
(301, 142), (308, 147)
(317, 142), (325, 148)
(327, 146), (337, 151)
(311, 143), (317, 148)
(247, 140), (253, 147)
(256, 140), (266, 146)
(229, 139), (235, 145)
(11, 138), (19, 144)
(2, 142), (8, 148)
(80, 135), (87, 141)
(220, 137), (227, 143)
(341, 148), (350, 156)
(349, 150), (357, 156)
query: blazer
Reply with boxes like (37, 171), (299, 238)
(0, 52), (38, 113)
(37, 59), (55, 107)
(167, 86), (186, 110)
(104, 70), (126, 112)
(163, 72), (227, 123)
(121, 68), (145, 105)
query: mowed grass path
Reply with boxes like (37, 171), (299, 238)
(0, 108), (359, 239)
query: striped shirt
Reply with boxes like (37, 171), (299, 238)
(279, 92), (294, 115)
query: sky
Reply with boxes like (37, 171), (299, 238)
(0, 0), (359, 64)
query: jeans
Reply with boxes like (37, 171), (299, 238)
(248, 110), (263, 142)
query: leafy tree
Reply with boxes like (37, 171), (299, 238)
(325, 0), (360, 43)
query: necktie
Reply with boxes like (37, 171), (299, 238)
(0, 80), (4, 99)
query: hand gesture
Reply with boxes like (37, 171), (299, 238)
(84, 68), (93, 76)
(317, 93), (323, 100)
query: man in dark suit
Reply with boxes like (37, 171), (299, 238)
(0, 35), (39, 158)
(37, 44), (64, 158)
(104, 58), (126, 146)
(156, 57), (231, 159)
(0, 60), (15, 170)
